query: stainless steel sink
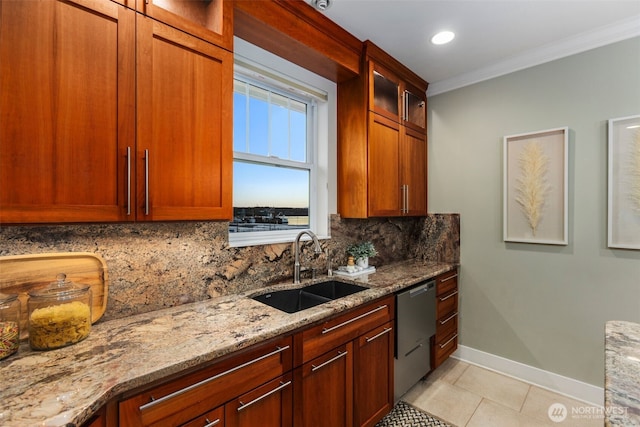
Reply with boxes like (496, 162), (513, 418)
(252, 281), (368, 313)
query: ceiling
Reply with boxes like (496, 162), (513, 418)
(319, 0), (640, 95)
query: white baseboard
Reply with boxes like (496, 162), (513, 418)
(451, 345), (604, 407)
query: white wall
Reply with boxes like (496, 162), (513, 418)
(427, 37), (640, 387)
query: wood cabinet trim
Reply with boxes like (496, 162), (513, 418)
(234, 0), (361, 83)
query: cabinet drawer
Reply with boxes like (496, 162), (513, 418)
(435, 310), (458, 343)
(181, 406), (224, 427)
(295, 296), (394, 365)
(436, 288), (458, 320)
(119, 336), (292, 427)
(436, 270), (458, 296)
(434, 331), (458, 368)
(225, 373), (293, 427)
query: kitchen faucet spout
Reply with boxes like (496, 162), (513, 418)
(294, 230), (322, 284)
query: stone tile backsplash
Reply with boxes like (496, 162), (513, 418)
(0, 214), (459, 321)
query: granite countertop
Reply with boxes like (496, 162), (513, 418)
(0, 260), (455, 427)
(605, 320), (640, 426)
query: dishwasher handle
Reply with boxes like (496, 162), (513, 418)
(408, 280), (435, 298)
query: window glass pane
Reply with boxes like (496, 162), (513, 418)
(270, 98), (289, 159)
(233, 91), (247, 152)
(248, 86), (269, 156)
(290, 109), (306, 162)
(231, 161), (310, 233)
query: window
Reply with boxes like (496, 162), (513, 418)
(229, 39), (335, 247)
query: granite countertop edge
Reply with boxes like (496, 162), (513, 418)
(605, 320), (640, 426)
(0, 260), (456, 427)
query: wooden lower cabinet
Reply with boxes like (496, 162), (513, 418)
(114, 297), (395, 427)
(294, 296), (395, 427)
(226, 374), (292, 427)
(118, 336), (292, 427)
(354, 322), (394, 427)
(294, 343), (353, 427)
(432, 269), (459, 369)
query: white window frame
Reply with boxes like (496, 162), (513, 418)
(229, 38), (336, 247)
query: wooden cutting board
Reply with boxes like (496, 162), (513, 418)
(0, 252), (108, 338)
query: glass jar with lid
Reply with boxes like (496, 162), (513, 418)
(0, 292), (21, 360)
(28, 273), (92, 350)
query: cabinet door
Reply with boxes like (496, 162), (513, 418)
(136, 14), (232, 221)
(402, 87), (426, 132)
(226, 374), (292, 427)
(400, 126), (427, 216)
(294, 343), (353, 427)
(354, 322), (394, 427)
(0, 0), (135, 224)
(369, 62), (401, 123)
(135, 0), (232, 50)
(368, 114), (400, 217)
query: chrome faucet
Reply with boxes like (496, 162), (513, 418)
(293, 230), (322, 284)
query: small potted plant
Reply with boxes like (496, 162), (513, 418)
(346, 241), (378, 268)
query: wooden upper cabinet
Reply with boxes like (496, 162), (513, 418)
(368, 60), (426, 133)
(0, 0), (232, 224)
(0, 0), (136, 224)
(337, 41), (428, 218)
(401, 126), (427, 216)
(136, 14), (233, 221)
(135, 0), (232, 50)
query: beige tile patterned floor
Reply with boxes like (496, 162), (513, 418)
(402, 358), (604, 426)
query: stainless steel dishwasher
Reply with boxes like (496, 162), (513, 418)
(394, 279), (436, 402)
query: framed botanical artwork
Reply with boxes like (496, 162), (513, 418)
(503, 127), (568, 245)
(608, 114), (640, 250)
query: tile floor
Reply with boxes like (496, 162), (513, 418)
(402, 358), (604, 426)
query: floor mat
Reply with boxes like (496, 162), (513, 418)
(375, 401), (452, 427)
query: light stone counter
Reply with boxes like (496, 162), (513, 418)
(605, 320), (640, 426)
(0, 261), (456, 427)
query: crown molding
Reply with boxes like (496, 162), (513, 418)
(427, 15), (640, 97)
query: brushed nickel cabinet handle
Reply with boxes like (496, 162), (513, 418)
(365, 327), (392, 343)
(439, 290), (458, 302)
(139, 345), (290, 412)
(126, 146), (131, 216)
(237, 380), (291, 412)
(322, 305), (387, 334)
(203, 418), (220, 427)
(440, 273), (458, 283)
(439, 333), (458, 349)
(439, 312), (458, 325)
(144, 149), (149, 215)
(311, 350), (347, 372)
(405, 184), (409, 213)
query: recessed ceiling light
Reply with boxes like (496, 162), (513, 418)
(431, 31), (455, 45)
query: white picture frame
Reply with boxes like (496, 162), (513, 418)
(608, 114), (640, 250)
(503, 127), (568, 245)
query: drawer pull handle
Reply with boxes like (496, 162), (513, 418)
(405, 342), (424, 357)
(237, 380), (291, 412)
(322, 305), (387, 334)
(439, 312), (458, 325)
(311, 350), (347, 372)
(365, 327), (392, 343)
(439, 333), (458, 349)
(440, 273), (458, 283)
(139, 345), (290, 412)
(439, 290), (458, 302)
(204, 418), (221, 427)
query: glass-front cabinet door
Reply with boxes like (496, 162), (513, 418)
(371, 63), (401, 122)
(403, 88), (426, 131)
